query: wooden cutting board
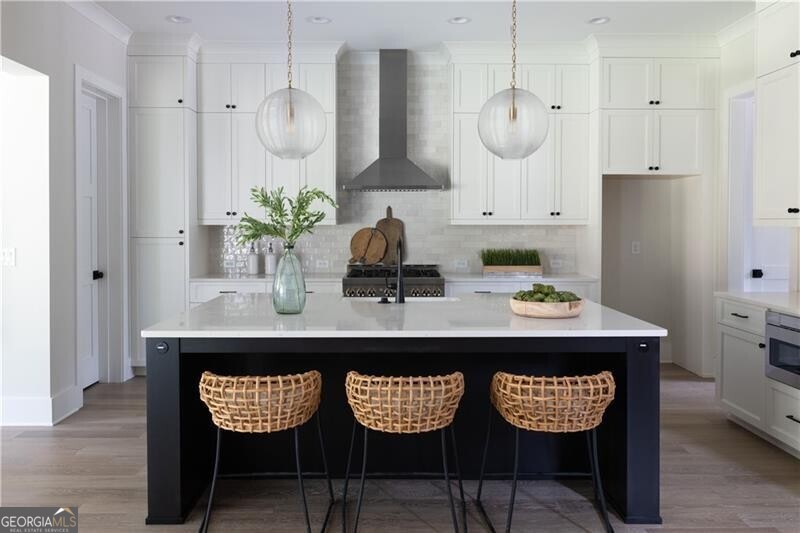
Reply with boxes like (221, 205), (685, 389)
(376, 206), (404, 265)
(349, 227), (387, 265)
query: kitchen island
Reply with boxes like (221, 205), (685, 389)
(142, 293), (666, 525)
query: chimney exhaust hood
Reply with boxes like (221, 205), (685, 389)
(343, 50), (444, 192)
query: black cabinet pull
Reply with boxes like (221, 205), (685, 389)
(474, 290), (492, 294)
(218, 290), (237, 294)
(758, 343), (766, 349)
(791, 51), (799, 58)
(788, 208), (800, 214)
(787, 415), (800, 425)
(178, 241), (184, 246)
(178, 98), (183, 104)
(730, 312), (749, 319)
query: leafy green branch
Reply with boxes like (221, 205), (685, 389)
(237, 186), (337, 247)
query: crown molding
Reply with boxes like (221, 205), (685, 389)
(589, 33), (720, 58)
(444, 41), (589, 64)
(64, 1), (132, 45)
(128, 33), (203, 61)
(716, 12), (755, 48)
(198, 41), (345, 64)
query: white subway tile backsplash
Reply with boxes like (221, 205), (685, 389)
(209, 59), (578, 276)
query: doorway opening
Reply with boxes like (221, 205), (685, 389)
(726, 91), (791, 292)
(74, 66), (131, 389)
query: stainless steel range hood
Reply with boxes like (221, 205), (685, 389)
(343, 50), (444, 191)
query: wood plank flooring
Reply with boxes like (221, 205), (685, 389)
(1, 364), (798, 532)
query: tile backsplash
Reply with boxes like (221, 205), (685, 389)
(209, 56), (578, 276)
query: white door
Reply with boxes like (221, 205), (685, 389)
(451, 114), (487, 221)
(303, 113), (337, 223)
(521, 115), (556, 221)
(233, 113), (267, 220)
(755, 64), (800, 221)
(601, 58), (653, 109)
(76, 93), (100, 388)
(602, 110), (653, 174)
(198, 113), (232, 224)
(555, 114), (590, 221)
(653, 110), (704, 175)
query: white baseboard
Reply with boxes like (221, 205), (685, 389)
(51, 385), (83, 424)
(1, 395), (54, 426)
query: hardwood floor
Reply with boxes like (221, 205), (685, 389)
(1, 364), (798, 532)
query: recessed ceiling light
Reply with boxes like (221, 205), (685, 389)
(448, 16), (471, 25)
(587, 17), (611, 25)
(166, 15), (191, 24)
(307, 16), (332, 24)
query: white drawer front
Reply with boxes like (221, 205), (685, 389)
(717, 299), (767, 335)
(190, 281), (267, 303)
(766, 379), (800, 451)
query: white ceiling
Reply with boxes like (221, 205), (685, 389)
(100, 1), (754, 50)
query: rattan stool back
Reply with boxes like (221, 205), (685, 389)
(199, 370), (322, 433)
(491, 371), (615, 433)
(345, 371), (465, 434)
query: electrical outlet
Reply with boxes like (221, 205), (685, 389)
(1, 248), (16, 267)
(223, 259), (236, 269)
(454, 258), (468, 270)
(315, 259), (329, 269)
(550, 259), (563, 269)
(631, 241), (641, 255)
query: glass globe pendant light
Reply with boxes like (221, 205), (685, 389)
(478, 0), (548, 159)
(255, 0), (326, 159)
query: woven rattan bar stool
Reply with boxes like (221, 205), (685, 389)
(475, 371), (616, 533)
(342, 371), (467, 533)
(197, 370), (334, 533)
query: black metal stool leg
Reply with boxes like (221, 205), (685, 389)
(341, 420), (357, 533)
(586, 432), (599, 504)
(199, 427), (222, 533)
(353, 427), (369, 533)
(316, 413), (335, 533)
(449, 426), (468, 533)
(589, 429), (614, 533)
(504, 428), (520, 533)
(294, 426), (313, 533)
(441, 429), (459, 533)
(475, 408), (496, 533)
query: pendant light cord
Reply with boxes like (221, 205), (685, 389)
(510, 0), (517, 90)
(287, 0), (293, 89)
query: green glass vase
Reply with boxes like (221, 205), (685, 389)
(272, 245), (306, 314)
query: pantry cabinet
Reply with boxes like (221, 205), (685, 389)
(198, 63), (266, 113)
(602, 109), (705, 175)
(128, 56), (196, 110)
(756, 0), (800, 78)
(754, 64), (800, 224)
(601, 58), (715, 109)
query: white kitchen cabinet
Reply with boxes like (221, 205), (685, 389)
(451, 114), (487, 221)
(487, 155), (522, 221)
(189, 280), (268, 303)
(129, 108), (187, 237)
(131, 238), (186, 365)
(494, 64), (588, 113)
(129, 56), (195, 109)
(198, 113), (267, 224)
(521, 116), (556, 221)
(602, 109), (705, 175)
(270, 157), (302, 198)
(520, 65), (556, 111)
(765, 378), (800, 451)
(298, 64), (336, 113)
(601, 58), (714, 109)
(756, 0), (800, 78)
(554, 65), (590, 113)
(199, 63), (266, 113)
(453, 64), (488, 113)
(553, 114), (590, 221)
(718, 325), (767, 429)
(303, 113), (337, 224)
(445, 279), (599, 300)
(754, 64), (800, 224)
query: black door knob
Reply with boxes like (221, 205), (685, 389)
(92, 270), (104, 280)
(178, 98), (183, 104)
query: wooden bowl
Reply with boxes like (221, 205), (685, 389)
(509, 297), (584, 319)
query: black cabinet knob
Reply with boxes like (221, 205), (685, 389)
(482, 211), (487, 216)
(556, 105), (562, 109)
(92, 270), (104, 280)
(178, 241), (184, 246)
(655, 100), (661, 105)
(551, 105), (556, 109)
(788, 208), (800, 213)
(231, 104), (237, 109)
(791, 51), (798, 58)
(555, 211), (561, 216)
(178, 229), (184, 234)
(550, 211), (555, 216)
(225, 104), (231, 109)
(226, 211), (231, 216)
(758, 343), (766, 349)
(654, 166), (660, 170)
(488, 211), (493, 216)
(648, 166), (654, 170)
(178, 98), (183, 104)
(232, 211), (237, 216)
(649, 100), (654, 105)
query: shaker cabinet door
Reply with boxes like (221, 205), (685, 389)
(601, 58), (653, 109)
(451, 114), (487, 221)
(231, 64), (267, 113)
(756, 0), (800, 77)
(521, 115), (556, 221)
(198, 113), (233, 224)
(198, 63), (232, 112)
(602, 110), (653, 174)
(653, 110), (704, 175)
(303, 113), (337, 224)
(555, 65), (590, 113)
(232, 113), (267, 220)
(718, 325), (766, 429)
(453, 64), (488, 113)
(555, 114), (590, 221)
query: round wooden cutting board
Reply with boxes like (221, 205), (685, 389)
(349, 228), (387, 265)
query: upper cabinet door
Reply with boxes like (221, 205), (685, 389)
(555, 115), (590, 221)
(232, 113), (267, 220)
(756, 0), (800, 77)
(488, 65), (513, 96)
(652, 110), (704, 176)
(521, 115), (556, 221)
(601, 58), (653, 109)
(198, 113), (233, 224)
(451, 114), (487, 220)
(198, 63), (231, 113)
(453, 64), (488, 113)
(602, 110), (652, 174)
(487, 155), (522, 221)
(555, 65), (589, 113)
(231, 64), (267, 113)
(298, 64), (335, 113)
(521, 65), (556, 110)
(129, 56), (188, 108)
(755, 65), (800, 222)
(654, 59), (714, 109)
(130, 108), (186, 236)
(270, 157), (302, 199)
(303, 113), (337, 224)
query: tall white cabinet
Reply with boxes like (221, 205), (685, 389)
(128, 48), (197, 367)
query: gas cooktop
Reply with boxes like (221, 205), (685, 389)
(342, 264), (445, 297)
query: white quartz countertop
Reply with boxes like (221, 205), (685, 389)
(142, 293), (666, 339)
(443, 273), (598, 283)
(191, 273), (343, 282)
(715, 291), (800, 316)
